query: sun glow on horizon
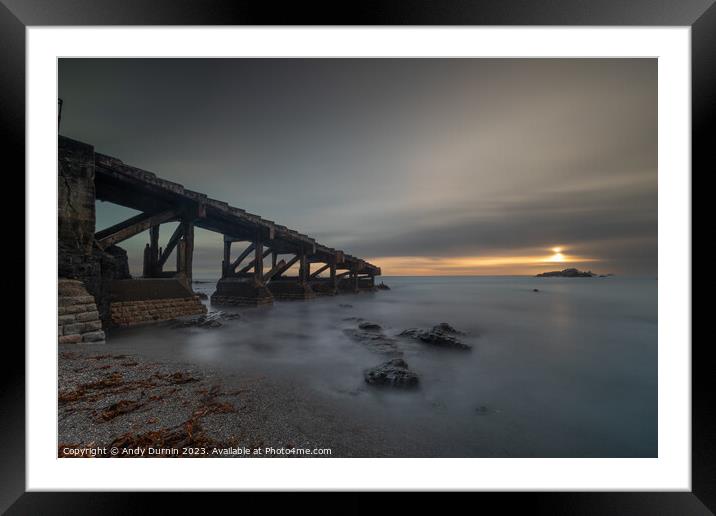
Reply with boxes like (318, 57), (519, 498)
(548, 246), (567, 263)
(367, 250), (600, 276)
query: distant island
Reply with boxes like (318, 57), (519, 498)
(536, 268), (613, 278)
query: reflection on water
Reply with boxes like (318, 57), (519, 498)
(107, 276), (657, 457)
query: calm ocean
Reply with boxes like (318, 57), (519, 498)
(106, 275), (658, 457)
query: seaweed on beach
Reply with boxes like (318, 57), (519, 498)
(148, 387), (179, 402)
(58, 370), (199, 406)
(59, 351), (248, 458)
(59, 372), (129, 404)
(107, 385), (238, 456)
(167, 371), (199, 384)
(95, 399), (144, 422)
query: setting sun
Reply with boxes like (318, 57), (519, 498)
(549, 247), (566, 263)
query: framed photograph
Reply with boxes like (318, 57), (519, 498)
(4, 0), (708, 512)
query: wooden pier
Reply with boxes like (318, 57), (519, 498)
(58, 136), (381, 333)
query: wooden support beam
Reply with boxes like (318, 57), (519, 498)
(224, 234), (248, 243)
(263, 259), (286, 283)
(237, 248), (271, 275)
(149, 225), (160, 275)
(176, 239), (186, 277)
(184, 221), (194, 285)
(330, 258), (337, 289)
(96, 208), (180, 249)
(273, 254), (300, 278)
(336, 271), (351, 279)
(254, 241), (264, 280)
(157, 223), (183, 269)
(142, 244), (151, 277)
(230, 242), (255, 271)
(222, 238), (231, 278)
(299, 252), (308, 284)
(310, 263), (330, 278)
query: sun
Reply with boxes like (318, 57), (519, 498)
(549, 247), (566, 262)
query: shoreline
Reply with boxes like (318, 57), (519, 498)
(58, 276), (658, 459)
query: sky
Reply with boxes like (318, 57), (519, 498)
(58, 58), (657, 277)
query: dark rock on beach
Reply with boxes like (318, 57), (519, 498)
(339, 304), (353, 308)
(536, 268), (595, 277)
(399, 324), (471, 350)
(195, 292), (208, 300)
(364, 359), (419, 388)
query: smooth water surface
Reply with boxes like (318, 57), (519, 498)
(107, 276), (657, 457)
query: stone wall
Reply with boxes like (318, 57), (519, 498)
(58, 279), (106, 344)
(58, 137), (96, 265)
(58, 136), (132, 327)
(211, 277), (274, 306)
(111, 296), (206, 326)
(309, 279), (337, 296)
(268, 279), (316, 300)
(109, 278), (207, 326)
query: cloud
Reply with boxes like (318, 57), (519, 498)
(68, 58), (656, 276)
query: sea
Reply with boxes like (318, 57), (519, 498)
(105, 275), (658, 457)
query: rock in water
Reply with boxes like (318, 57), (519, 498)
(417, 331), (470, 350)
(432, 322), (464, 334)
(358, 321), (382, 331)
(375, 282), (391, 290)
(364, 359), (419, 388)
(399, 327), (472, 350)
(169, 311), (240, 328)
(343, 328), (403, 357)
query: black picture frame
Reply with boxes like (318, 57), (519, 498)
(2, 0), (709, 513)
